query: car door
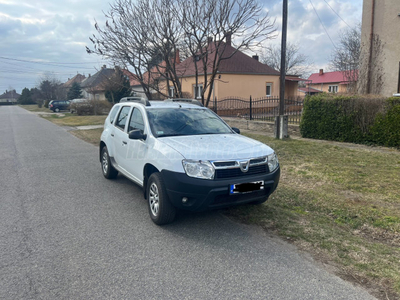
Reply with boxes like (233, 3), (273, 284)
(112, 106), (132, 170)
(124, 107), (148, 183)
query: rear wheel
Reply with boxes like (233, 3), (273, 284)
(55, 108), (60, 112)
(101, 146), (118, 179)
(147, 173), (176, 225)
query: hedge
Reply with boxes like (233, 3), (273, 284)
(300, 94), (400, 148)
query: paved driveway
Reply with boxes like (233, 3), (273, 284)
(0, 106), (376, 299)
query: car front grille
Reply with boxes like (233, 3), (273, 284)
(212, 156), (269, 179)
(215, 165), (267, 179)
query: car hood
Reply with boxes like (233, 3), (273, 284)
(158, 134), (274, 160)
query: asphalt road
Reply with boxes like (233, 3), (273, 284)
(0, 106), (376, 300)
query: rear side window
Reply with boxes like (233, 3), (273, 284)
(115, 106), (131, 130)
(109, 106), (120, 124)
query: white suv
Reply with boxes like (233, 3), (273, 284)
(100, 99), (280, 225)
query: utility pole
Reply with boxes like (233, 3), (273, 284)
(275, 0), (288, 139)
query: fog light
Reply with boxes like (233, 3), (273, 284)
(182, 197), (188, 203)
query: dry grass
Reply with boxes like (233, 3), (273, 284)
(19, 104), (50, 113)
(225, 134), (400, 300)
(40, 114), (107, 127)
(70, 128), (103, 145)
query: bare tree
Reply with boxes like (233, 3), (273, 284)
(87, 0), (276, 105)
(259, 42), (313, 77)
(87, 0), (184, 100)
(330, 24), (361, 91)
(176, 0), (276, 106)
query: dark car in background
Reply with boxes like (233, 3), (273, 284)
(49, 100), (70, 112)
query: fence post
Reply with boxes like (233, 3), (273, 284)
(249, 95), (252, 120)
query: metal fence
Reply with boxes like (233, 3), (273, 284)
(209, 96), (304, 124)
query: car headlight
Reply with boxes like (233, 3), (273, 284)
(182, 160), (215, 180)
(267, 152), (279, 172)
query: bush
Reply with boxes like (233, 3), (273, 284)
(370, 98), (400, 148)
(300, 94), (399, 148)
(71, 100), (113, 115)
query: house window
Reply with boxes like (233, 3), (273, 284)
(266, 83), (272, 96)
(169, 86), (174, 98)
(193, 84), (203, 99)
(328, 85), (338, 93)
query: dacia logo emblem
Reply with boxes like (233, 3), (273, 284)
(239, 160), (250, 172)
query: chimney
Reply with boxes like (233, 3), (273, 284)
(226, 32), (232, 46)
(102, 65), (106, 69)
(252, 55), (259, 61)
(207, 37), (213, 45)
(319, 69), (324, 75)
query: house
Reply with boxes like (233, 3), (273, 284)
(306, 69), (358, 94)
(359, 0), (400, 97)
(174, 39), (304, 100)
(62, 74), (86, 97)
(0, 90), (21, 104)
(80, 66), (116, 100)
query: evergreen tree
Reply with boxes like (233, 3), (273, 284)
(18, 88), (34, 104)
(67, 82), (83, 99)
(104, 68), (132, 103)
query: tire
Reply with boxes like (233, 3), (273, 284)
(101, 146), (118, 179)
(55, 108), (60, 112)
(147, 173), (176, 225)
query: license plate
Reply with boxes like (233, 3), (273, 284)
(230, 181), (264, 194)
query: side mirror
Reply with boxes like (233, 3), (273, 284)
(129, 129), (147, 140)
(232, 127), (240, 134)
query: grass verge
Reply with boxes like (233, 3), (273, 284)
(19, 104), (50, 113)
(70, 128), (103, 145)
(40, 114), (107, 127)
(225, 134), (400, 300)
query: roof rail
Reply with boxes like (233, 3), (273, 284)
(164, 98), (204, 107)
(120, 97), (151, 106)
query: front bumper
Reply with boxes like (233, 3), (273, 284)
(161, 167), (280, 211)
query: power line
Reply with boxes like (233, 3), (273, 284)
(323, 0), (353, 29)
(0, 56), (98, 69)
(308, 0), (337, 49)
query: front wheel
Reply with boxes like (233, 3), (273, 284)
(147, 173), (176, 225)
(101, 146), (118, 179)
(55, 108), (60, 112)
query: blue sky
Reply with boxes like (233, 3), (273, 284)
(0, 0), (363, 93)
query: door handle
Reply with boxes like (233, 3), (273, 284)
(122, 141), (127, 145)
(111, 134), (114, 137)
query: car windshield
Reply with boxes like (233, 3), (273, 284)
(147, 108), (233, 137)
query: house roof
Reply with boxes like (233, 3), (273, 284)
(122, 69), (141, 87)
(286, 76), (307, 82)
(307, 70), (358, 84)
(298, 87), (322, 94)
(81, 67), (115, 90)
(176, 41), (280, 77)
(63, 74), (86, 88)
(0, 90), (21, 99)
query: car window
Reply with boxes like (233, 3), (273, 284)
(115, 106), (131, 131)
(109, 106), (120, 124)
(128, 108), (145, 132)
(147, 108), (232, 137)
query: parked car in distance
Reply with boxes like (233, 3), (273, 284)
(49, 100), (70, 112)
(69, 98), (89, 114)
(100, 98), (280, 225)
